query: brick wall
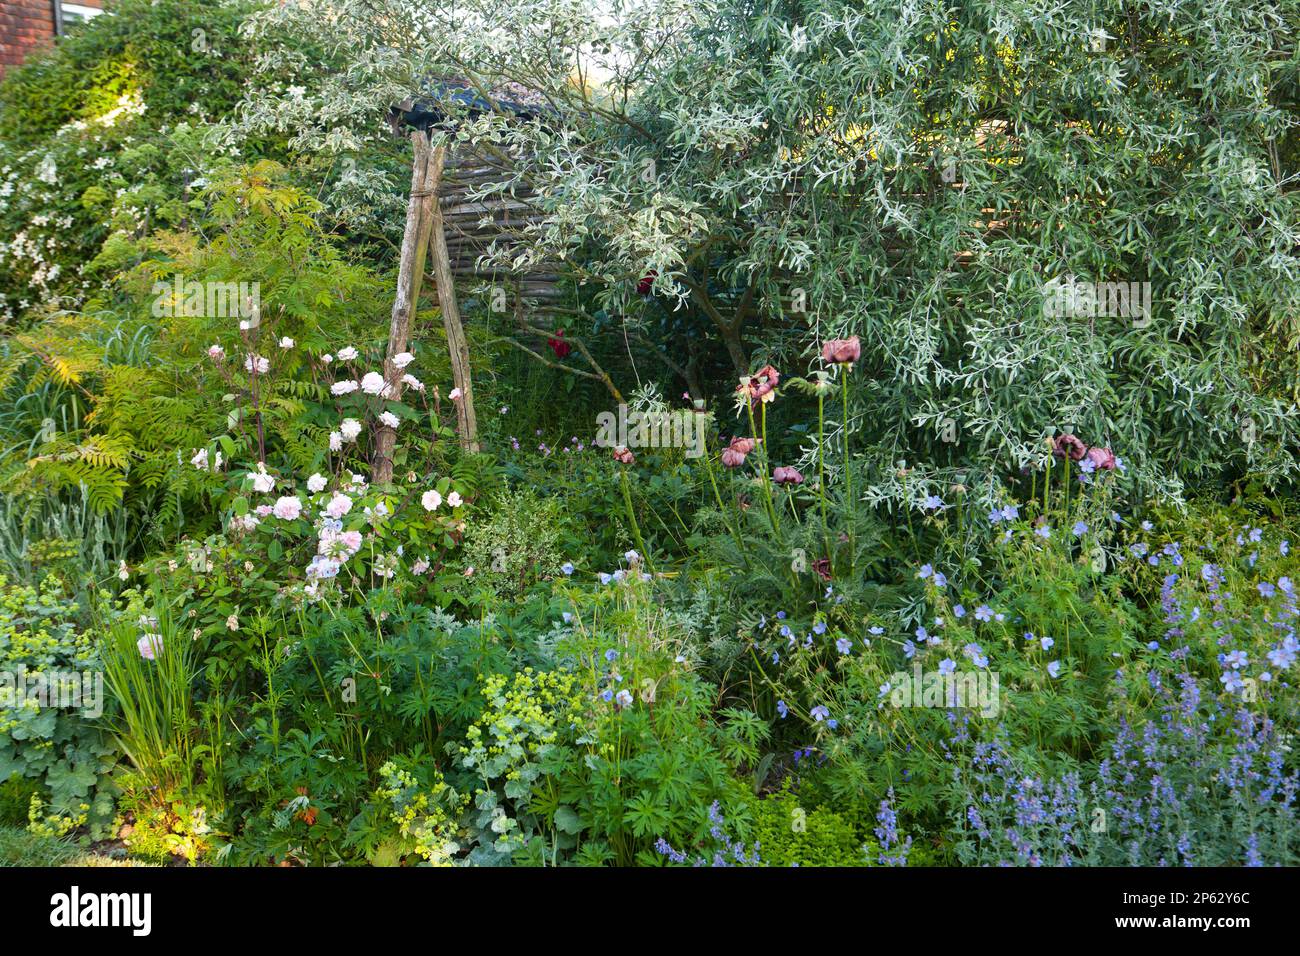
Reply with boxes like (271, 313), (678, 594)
(0, 0), (105, 78)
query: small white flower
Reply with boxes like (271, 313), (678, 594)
(401, 373), (424, 392)
(449, 387), (463, 401)
(378, 411), (400, 429)
(244, 353), (269, 374)
(339, 418), (362, 441)
(421, 489), (442, 512)
(279, 336), (295, 349)
(231, 514), (260, 532)
(190, 447), (222, 471)
(329, 431), (342, 451)
(330, 380), (359, 396)
(325, 493), (353, 518)
(307, 473), (327, 493)
(321, 353), (333, 364)
(250, 464), (275, 493)
(447, 491), (463, 508)
(207, 344), (225, 361)
(337, 346), (359, 361)
(392, 351), (414, 369)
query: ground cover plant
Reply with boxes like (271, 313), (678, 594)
(0, 0), (1297, 869)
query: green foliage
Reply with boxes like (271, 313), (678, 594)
(0, 0), (273, 322)
(3, 163), (390, 544)
(99, 589), (200, 799)
(0, 824), (82, 866)
(460, 487), (565, 601)
(238, 0), (1300, 493)
(744, 784), (875, 867)
(2, 0), (1299, 870)
(0, 575), (117, 825)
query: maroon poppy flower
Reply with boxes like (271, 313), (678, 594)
(773, 466), (804, 485)
(821, 336), (861, 365)
(547, 329), (571, 359)
(1086, 445), (1117, 471)
(721, 436), (756, 468)
(736, 365), (781, 408)
(812, 558), (832, 581)
(1052, 432), (1088, 461)
(637, 270), (658, 296)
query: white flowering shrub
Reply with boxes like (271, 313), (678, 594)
(184, 331), (473, 602)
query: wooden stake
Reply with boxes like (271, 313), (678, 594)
(428, 143), (480, 453)
(374, 129), (438, 485)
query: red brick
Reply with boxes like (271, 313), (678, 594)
(0, 0), (62, 78)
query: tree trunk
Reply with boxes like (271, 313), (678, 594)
(375, 129), (438, 485)
(428, 144), (480, 453)
(720, 323), (749, 378)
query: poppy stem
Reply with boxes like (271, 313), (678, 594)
(842, 367), (853, 573)
(619, 467), (653, 575)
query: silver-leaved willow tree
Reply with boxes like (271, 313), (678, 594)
(222, 0), (1300, 504)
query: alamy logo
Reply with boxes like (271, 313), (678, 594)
(0, 667), (102, 719)
(594, 404), (707, 458)
(151, 273), (260, 321)
(50, 886), (151, 936)
(1042, 276), (1151, 324)
(886, 662), (1000, 718)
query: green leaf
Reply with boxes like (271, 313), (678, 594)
(553, 805), (584, 834)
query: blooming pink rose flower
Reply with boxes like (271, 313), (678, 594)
(1086, 445), (1117, 471)
(773, 466), (804, 485)
(612, 446), (636, 465)
(272, 495), (302, 520)
(821, 336), (861, 364)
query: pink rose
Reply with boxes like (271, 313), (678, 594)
(272, 495), (303, 520)
(612, 446), (636, 465)
(821, 336), (861, 365)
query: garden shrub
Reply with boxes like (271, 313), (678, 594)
(744, 783), (874, 867)
(0, 575), (116, 827)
